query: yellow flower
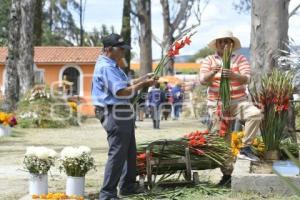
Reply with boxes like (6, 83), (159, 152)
(68, 102), (77, 112)
(231, 131), (245, 156)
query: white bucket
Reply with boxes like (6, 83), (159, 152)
(66, 176), (85, 196)
(29, 173), (48, 195)
(0, 125), (11, 137)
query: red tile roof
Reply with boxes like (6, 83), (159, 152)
(0, 47), (101, 64)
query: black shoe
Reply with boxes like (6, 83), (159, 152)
(217, 175), (231, 187)
(238, 146), (260, 161)
(119, 186), (145, 196)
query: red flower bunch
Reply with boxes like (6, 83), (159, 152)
(8, 116), (17, 127)
(216, 104), (231, 137)
(167, 36), (192, 57)
(137, 153), (146, 168)
(185, 130), (208, 147)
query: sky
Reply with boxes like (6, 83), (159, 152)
(73, 0), (300, 60)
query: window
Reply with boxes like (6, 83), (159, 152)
(33, 64), (45, 84)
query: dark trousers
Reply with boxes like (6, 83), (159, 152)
(150, 105), (160, 129)
(95, 106), (137, 200)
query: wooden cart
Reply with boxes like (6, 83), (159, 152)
(138, 140), (219, 189)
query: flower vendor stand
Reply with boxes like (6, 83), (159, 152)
(29, 173), (48, 195)
(66, 176), (85, 196)
(136, 130), (230, 189)
(0, 124), (11, 137)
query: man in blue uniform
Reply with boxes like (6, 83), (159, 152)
(92, 33), (155, 200)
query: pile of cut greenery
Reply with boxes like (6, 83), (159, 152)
(16, 85), (82, 128)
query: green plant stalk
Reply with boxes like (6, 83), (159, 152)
(219, 45), (232, 112)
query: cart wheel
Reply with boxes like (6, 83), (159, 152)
(193, 172), (199, 184)
(139, 175), (145, 187)
(183, 170), (191, 181)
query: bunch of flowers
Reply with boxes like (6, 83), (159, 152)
(231, 131), (244, 156)
(67, 102), (77, 113)
(26, 85), (50, 102)
(251, 136), (265, 157)
(32, 193), (83, 200)
(136, 130), (230, 175)
(154, 33), (195, 76)
(23, 146), (57, 175)
(59, 146), (96, 177)
(134, 32), (195, 104)
(0, 111), (17, 127)
(252, 69), (294, 151)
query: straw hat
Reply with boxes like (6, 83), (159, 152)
(208, 30), (241, 51)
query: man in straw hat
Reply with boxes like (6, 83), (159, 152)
(199, 30), (263, 186)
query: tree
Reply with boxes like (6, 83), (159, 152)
(234, 0), (300, 139)
(78, 0), (86, 46)
(84, 25), (114, 47)
(0, 0), (11, 46)
(33, 0), (44, 46)
(17, 0), (36, 96)
(132, 0), (153, 76)
(233, 0), (300, 83)
(158, 0), (208, 75)
(121, 0), (131, 71)
(42, 0), (80, 46)
(3, 0), (21, 111)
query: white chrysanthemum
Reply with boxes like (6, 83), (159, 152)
(25, 146), (36, 156)
(61, 146), (75, 159)
(48, 149), (57, 158)
(35, 147), (50, 160)
(78, 146), (91, 154)
(61, 147), (82, 159)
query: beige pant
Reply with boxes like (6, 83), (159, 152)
(208, 100), (263, 175)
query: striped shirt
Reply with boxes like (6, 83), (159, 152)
(200, 53), (251, 105)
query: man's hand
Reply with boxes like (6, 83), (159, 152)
(212, 64), (221, 74)
(222, 68), (249, 84)
(141, 72), (155, 81)
(221, 68), (234, 78)
(143, 77), (156, 87)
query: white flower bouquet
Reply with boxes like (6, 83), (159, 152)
(59, 146), (96, 177)
(23, 146), (57, 175)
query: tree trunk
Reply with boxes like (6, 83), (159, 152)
(3, 0), (21, 112)
(250, 0), (290, 85)
(79, 0), (84, 46)
(160, 0), (174, 75)
(33, 0), (43, 46)
(250, 0), (295, 137)
(121, 0), (131, 72)
(17, 0), (36, 96)
(137, 0), (152, 76)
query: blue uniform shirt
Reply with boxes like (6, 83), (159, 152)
(91, 56), (130, 106)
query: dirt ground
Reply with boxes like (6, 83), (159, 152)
(0, 118), (223, 200)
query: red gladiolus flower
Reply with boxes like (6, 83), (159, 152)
(203, 130), (209, 135)
(173, 48), (180, 56)
(167, 50), (175, 57)
(137, 153), (146, 160)
(175, 41), (185, 50)
(184, 36), (192, 45)
(219, 119), (229, 137)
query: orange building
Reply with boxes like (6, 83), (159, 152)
(0, 47), (200, 115)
